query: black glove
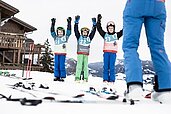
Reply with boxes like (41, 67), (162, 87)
(51, 18), (56, 24)
(75, 15), (80, 24)
(67, 17), (72, 23)
(51, 18), (56, 32)
(92, 18), (96, 26)
(97, 14), (102, 22)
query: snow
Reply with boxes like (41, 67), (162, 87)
(0, 70), (171, 114)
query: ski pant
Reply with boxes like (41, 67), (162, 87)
(103, 52), (116, 82)
(122, 0), (171, 90)
(75, 54), (88, 81)
(54, 54), (66, 78)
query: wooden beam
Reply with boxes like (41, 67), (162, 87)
(37, 47), (41, 65)
(17, 49), (21, 64)
(2, 51), (5, 63)
(13, 50), (16, 63)
(0, 11), (1, 31)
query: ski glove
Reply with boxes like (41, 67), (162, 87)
(67, 17), (72, 23)
(51, 18), (56, 32)
(51, 18), (56, 25)
(75, 15), (80, 24)
(97, 14), (102, 22)
(92, 18), (96, 26)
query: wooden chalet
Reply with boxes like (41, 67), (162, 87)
(0, 0), (44, 71)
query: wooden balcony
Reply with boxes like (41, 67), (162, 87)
(0, 32), (45, 71)
(0, 32), (24, 50)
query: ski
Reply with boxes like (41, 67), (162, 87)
(84, 87), (119, 100)
(122, 98), (137, 105)
(0, 94), (83, 106)
(9, 81), (84, 98)
(6, 81), (85, 101)
(0, 72), (32, 80)
(73, 93), (85, 98)
(122, 97), (161, 105)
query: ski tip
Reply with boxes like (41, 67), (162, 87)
(39, 84), (49, 89)
(20, 98), (42, 106)
(106, 95), (119, 100)
(43, 97), (55, 100)
(145, 93), (151, 99)
(73, 94), (85, 98)
(23, 78), (32, 80)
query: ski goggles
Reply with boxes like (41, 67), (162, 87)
(81, 27), (90, 32)
(57, 27), (65, 31)
(107, 21), (115, 26)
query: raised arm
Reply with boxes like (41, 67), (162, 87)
(89, 17), (97, 41)
(74, 15), (81, 40)
(50, 18), (57, 38)
(96, 14), (106, 38)
(66, 17), (72, 37)
(117, 29), (123, 39)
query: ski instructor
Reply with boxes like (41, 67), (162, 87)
(122, 0), (171, 103)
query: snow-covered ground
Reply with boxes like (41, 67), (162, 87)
(0, 70), (171, 114)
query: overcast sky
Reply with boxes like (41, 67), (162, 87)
(4, 0), (171, 62)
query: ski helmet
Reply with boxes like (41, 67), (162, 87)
(81, 27), (90, 35)
(106, 21), (115, 33)
(107, 21), (115, 27)
(56, 27), (65, 36)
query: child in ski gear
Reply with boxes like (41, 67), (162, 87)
(123, 0), (171, 103)
(74, 15), (96, 82)
(97, 14), (123, 83)
(50, 17), (72, 82)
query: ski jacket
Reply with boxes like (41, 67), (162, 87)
(50, 21), (71, 55)
(97, 21), (123, 53)
(103, 33), (118, 53)
(74, 23), (96, 55)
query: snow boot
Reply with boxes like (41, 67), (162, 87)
(125, 84), (143, 101)
(59, 78), (65, 82)
(151, 91), (171, 104)
(54, 77), (60, 81)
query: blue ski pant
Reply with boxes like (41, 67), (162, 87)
(54, 54), (66, 78)
(122, 0), (171, 90)
(103, 52), (116, 82)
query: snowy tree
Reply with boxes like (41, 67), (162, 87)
(40, 39), (54, 73)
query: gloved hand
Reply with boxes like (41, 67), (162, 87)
(97, 14), (102, 22)
(75, 15), (80, 24)
(51, 18), (56, 24)
(92, 18), (96, 26)
(67, 17), (72, 23)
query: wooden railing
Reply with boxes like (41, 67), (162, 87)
(0, 32), (24, 49)
(0, 32), (44, 71)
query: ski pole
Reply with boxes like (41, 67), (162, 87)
(28, 44), (34, 78)
(26, 44), (34, 79)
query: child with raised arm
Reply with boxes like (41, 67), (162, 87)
(50, 17), (72, 82)
(74, 15), (96, 82)
(97, 14), (123, 84)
